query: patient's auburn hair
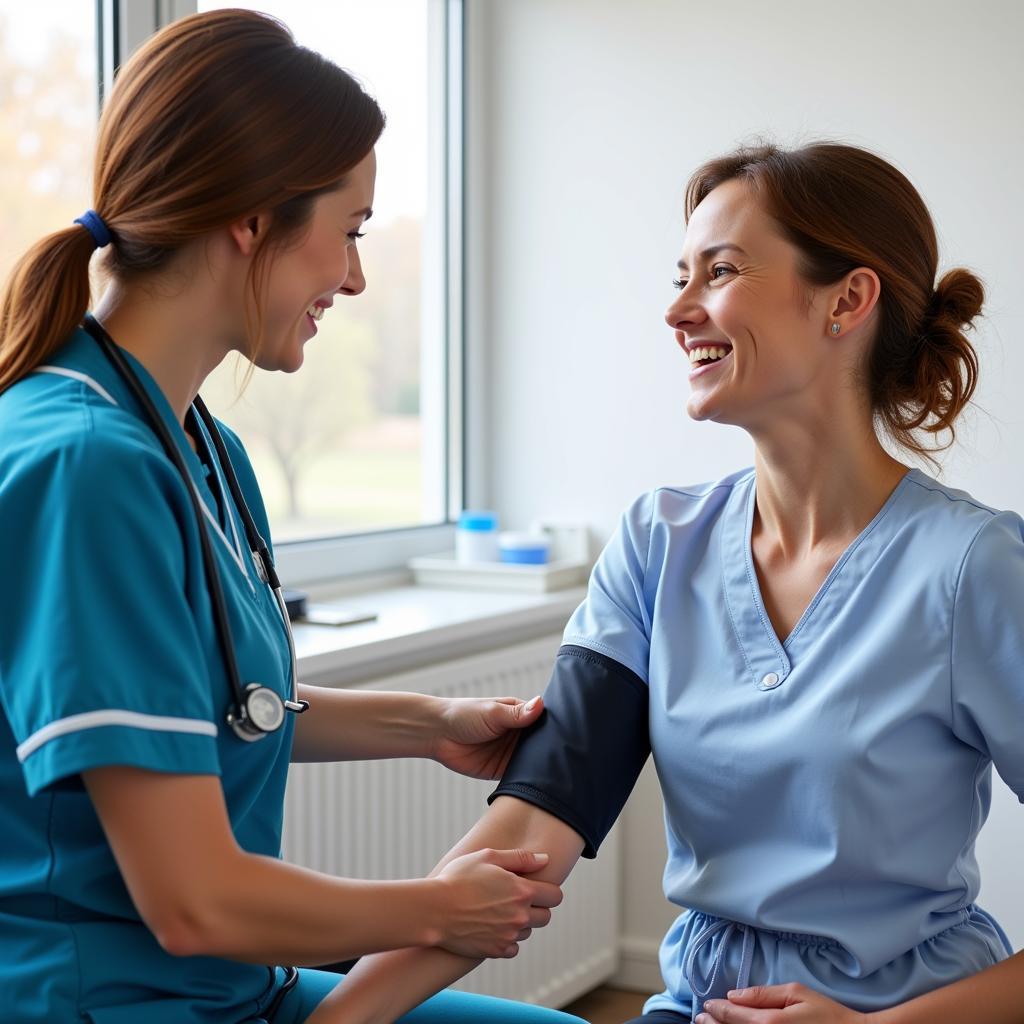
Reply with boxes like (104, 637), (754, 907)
(0, 8), (384, 392)
(686, 142), (983, 460)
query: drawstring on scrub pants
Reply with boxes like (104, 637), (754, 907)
(684, 918), (755, 1011)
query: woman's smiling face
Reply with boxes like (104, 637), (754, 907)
(246, 148), (377, 374)
(665, 178), (838, 430)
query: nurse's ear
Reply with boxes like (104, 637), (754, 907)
(226, 212), (274, 257)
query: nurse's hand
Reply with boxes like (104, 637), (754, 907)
(697, 983), (869, 1024)
(430, 695), (544, 779)
(434, 847), (562, 959)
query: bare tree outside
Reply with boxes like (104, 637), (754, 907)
(203, 317), (377, 526)
(202, 215), (425, 540)
(3, 3), (433, 544)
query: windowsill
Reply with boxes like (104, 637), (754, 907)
(294, 581), (586, 686)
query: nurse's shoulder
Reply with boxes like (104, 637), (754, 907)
(0, 347), (189, 520)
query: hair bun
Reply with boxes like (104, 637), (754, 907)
(929, 268), (984, 331)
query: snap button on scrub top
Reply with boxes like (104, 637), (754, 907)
(759, 671), (781, 690)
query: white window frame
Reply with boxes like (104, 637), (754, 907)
(103, 0), (466, 585)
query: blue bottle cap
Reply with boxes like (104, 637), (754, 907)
(458, 510), (498, 532)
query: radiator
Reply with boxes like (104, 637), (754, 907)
(282, 633), (621, 1008)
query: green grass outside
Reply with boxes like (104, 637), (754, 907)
(248, 446), (430, 543)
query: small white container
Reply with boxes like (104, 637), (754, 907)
(529, 520), (591, 563)
(455, 510), (500, 563)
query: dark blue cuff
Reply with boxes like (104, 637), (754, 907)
(488, 644), (650, 857)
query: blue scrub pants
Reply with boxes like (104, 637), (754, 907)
(261, 968), (590, 1023)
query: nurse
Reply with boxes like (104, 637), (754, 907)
(316, 143), (1024, 1023)
(0, 10), (584, 1024)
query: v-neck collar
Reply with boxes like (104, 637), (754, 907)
(189, 409), (254, 589)
(720, 468), (914, 691)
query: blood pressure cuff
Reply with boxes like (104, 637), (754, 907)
(488, 644), (650, 858)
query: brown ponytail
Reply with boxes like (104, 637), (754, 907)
(685, 142), (983, 460)
(0, 9), (384, 394)
(0, 225), (98, 391)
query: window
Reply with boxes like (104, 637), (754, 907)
(193, 0), (461, 577)
(0, 1), (98, 285)
(3, 1), (461, 584)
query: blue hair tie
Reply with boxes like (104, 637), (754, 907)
(74, 209), (111, 249)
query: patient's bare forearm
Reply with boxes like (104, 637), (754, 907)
(426, 797), (584, 880)
(305, 798), (585, 1024)
(306, 946), (477, 1024)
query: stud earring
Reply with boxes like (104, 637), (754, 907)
(830, 322), (841, 335)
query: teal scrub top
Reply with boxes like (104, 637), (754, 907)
(560, 468), (1022, 1018)
(0, 327), (296, 1022)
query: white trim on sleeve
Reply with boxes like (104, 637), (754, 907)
(35, 365), (119, 406)
(16, 709), (219, 763)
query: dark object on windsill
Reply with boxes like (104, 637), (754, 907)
(282, 588), (308, 621)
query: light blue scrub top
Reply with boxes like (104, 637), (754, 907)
(562, 467), (1022, 1018)
(0, 328), (296, 1022)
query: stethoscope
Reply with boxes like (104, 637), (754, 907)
(81, 313), (309, 741)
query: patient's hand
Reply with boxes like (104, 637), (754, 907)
(434, 847), (562, 959)
(699, 983), (868, 1024)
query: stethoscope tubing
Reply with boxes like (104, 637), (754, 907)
(81, 314), (304, 734)
(192, 396), (303, 713)
(81, 314), (304, 1024)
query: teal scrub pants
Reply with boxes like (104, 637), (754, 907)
(262, 968), (590, 1023)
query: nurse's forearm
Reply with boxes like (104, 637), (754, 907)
(306, 797), (584, 1024)
(85, 764), (443, 962)
(193, 853), (449, 963)
(291, 684), (444, 762)
(84, 768), (557, 968)
(872, 949), (1024, 1024)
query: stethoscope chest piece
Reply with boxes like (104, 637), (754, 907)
(228, 682), (287, 741)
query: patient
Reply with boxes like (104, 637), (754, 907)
(310, 142), (1024, 1024)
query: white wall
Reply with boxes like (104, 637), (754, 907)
(466, 0), (1024, 986)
